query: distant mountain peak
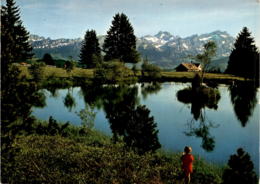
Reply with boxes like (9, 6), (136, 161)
(30, 30), (235, 69)
(154, 31), (180, 41)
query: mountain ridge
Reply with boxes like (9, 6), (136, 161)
(29, 30), (235, 69)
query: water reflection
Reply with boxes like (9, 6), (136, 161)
(63, 89), (76, 112)
(141, 82), (162, 99)
(228, 81), (258, 127)
(80, 85), (105, 109)
(185, 120), (218, 152)
(81, 84), (161, 154)
(177, 87), (220, 121)
(177, 86), (221, 152)
(46, 86), (59, 98)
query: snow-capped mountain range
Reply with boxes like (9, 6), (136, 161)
(29, 30), (235, 69)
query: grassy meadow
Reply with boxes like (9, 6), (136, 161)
(19, 65), (94, 79)
(18, 65), (244, 83)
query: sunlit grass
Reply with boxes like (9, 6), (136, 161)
(18, 65), (245, 82)
(19, 65), (94, 79)
(162, 71), (245, 81)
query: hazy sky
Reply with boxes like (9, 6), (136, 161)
(12, 0), (260, 46)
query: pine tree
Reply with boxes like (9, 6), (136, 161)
(222, 148), (258, 184)
(1, 0), (33, 67)
(103, 13), (139, 63)
(1, 2), (42, 182)
(225, 27), (259, 79)
(79, 30), (101, 68)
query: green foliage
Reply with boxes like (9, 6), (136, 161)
(35, 116), (70, 137)
(222, 148), (258, 184)
(76, 105), (97, 134)
(1, 65), (46, 183)
(79, 30), (102, 68)
(29, 62), (45, 82)
(107, 104), (161, 154)
(103, 13), (140, 63)
(54, 59), (67, 68)
(225, 27), (259, 79)
(42, 53), (55, 65)
(141, 59), (162, 80)
(64, 60), (76, 74)
(6, 134), (223, 184)
(194, 41), (217, 82)
(1, 0), (33, 65)
(94, 61), (136, 83)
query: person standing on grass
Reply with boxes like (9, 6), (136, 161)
(181, 146), (194, 184)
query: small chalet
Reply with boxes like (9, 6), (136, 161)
(175, 62), (202, 72)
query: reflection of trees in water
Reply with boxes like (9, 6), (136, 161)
(141, 82), (162, 99)
(228, 81), (258, 127)
(177, 86), (220, 121)
(46, 87), (59, 98)
(185, 118), (219, 152)
(63, 89), (76, 112)
(80, 85), (105, 109)
(177, 86), (221, 152)
(80, 84), (161, 154)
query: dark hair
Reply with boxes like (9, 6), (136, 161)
(184, 146), (192, 153)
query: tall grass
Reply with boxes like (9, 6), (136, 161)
(19, 65), (94, 79)
(4, 117), (224, 184)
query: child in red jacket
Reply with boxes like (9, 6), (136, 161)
(181, 146), (194, 184)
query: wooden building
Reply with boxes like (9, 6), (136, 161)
(175, 62), (202, 72)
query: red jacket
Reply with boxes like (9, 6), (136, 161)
(181, 154), (194, 173)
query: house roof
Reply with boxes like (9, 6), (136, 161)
(180, 63), (201, 70)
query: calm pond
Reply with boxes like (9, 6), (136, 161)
(32, 82), (259, 172)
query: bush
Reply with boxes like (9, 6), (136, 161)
(141, 60), (162, 80)
(222, 148), (258, 184)
(28, 62), (45, 82)
(94, 60), (136, 84)
(42, 53), (55, 65)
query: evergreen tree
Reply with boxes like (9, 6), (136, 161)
(103, 13), (139, 63)
(1, 1), (43, 182)
(1, 0), (33, 67)
(79, 30), (101, 68)
(225, 27), (259, 79)
(42, 53), (55, 65)
(222, 148), (258, 184)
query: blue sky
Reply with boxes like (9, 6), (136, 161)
(12, 0), (260, 46)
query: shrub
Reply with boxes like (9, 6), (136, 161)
(222, 148), (258, 184)
(42, 53), (55, 65)
(94, 60), (136, 83)
(28, 62), (45, 82)
(141, 60), (162, 80)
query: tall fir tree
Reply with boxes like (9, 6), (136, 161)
(1, 1), (43, 182)
(225, 27), (259, 79)
(79, 30), (101, 68)
(103, 13), (139, 63)
(1, 0), (33, 67)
